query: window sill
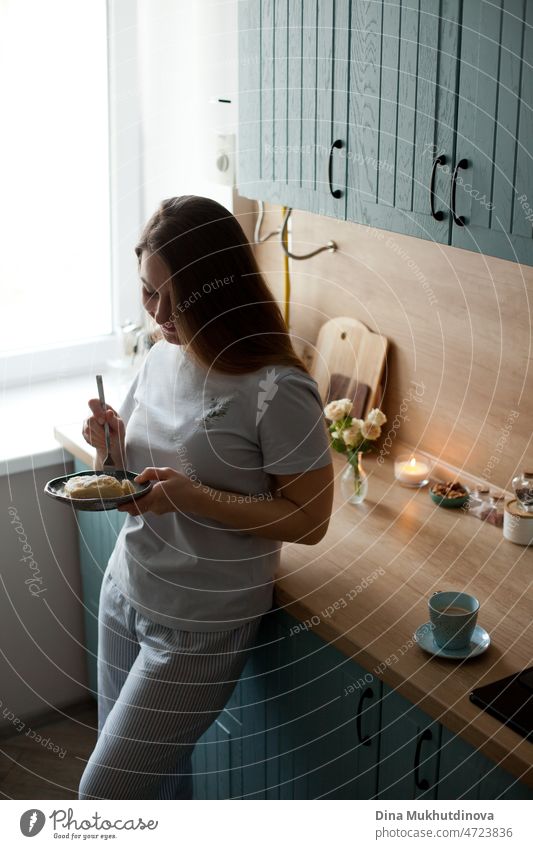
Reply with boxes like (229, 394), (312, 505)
(0, 360), (141, 477)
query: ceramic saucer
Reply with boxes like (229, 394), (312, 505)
(414, 622), (491, 660)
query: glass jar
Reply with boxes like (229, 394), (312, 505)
(512, 471), (533, 513)
(340, 453), (369, 505)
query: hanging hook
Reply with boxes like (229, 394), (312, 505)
(280, 208), (337, 260)
(254, 201), (281, 243)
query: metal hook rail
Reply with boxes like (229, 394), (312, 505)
(254, 201), (280, 243)
(280, 207), (337, 260)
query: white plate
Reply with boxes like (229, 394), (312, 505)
(414, 622), (491, 660)
(44, 469), (152, 512)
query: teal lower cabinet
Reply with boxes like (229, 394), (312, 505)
(192, 701), (244, 800)
(335, 668), (382, 800)
(71, 489), (532, 800)
(290, 627), (383, 800)
(74, 459), (126, 696)
(246, 611), (295, 799)
(437, 729), (532, 801)
(192, 612), (533, 800)
(376, 688), (441, 800)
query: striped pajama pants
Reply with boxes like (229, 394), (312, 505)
(78, 570), (261, 800)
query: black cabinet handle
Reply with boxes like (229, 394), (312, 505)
(429, 154), (446, 221)
(450, 158), (468, 226)
(328, 139), (343, 199)
(414, 727), (433, 792)
(356, 686), (374, 747)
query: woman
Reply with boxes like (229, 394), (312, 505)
(78, 196), (334, 800)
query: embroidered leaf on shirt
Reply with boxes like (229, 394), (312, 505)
(198, 396), (232, 430)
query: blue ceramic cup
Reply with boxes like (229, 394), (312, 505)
(428, 591), (479, 651)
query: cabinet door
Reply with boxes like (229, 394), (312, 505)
(238, 621), (269, 799)
(237, 0), (349, 216)
(311, 0), (350, 218)
(276, 0), (350, 216)
(238, 0), (294, 206)
(346, 0), (460, 243)
(305, 649), (383, 800)
(237, 0), (262, 200)
(452, 0), (533, 265)
(238, 611), (295, 799)
(74, 459), (126, 695)
(243, 612), (351, 799)
(268, 616), (365, 799)
(192, 703), (244, 799)
(256, 0), (350, 215)
(283, 628), (348, 799)
(335, 669), (382, 799)
(259, 612), (308, 799)
(438, 728), (533, 800)
(277, 0), (349, 214)
(259, 614), (384, 800)
(377, 685), (441, 799)
(212, 710), (244, 799)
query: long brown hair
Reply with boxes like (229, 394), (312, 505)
(134, 196), (308, 375)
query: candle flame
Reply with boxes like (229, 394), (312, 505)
(409, 457), (417, 467)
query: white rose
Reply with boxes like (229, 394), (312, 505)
(361, 421), (381, 440)
(324, 398), (353, 422)
(342, 420), (364, 447)
(366, 408), (387, 427)
(342, 419), (364, 448)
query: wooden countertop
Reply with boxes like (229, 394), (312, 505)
(54, 423), (532, 786)
(275, 453), (533, 787)
(54, 422), (95, 469)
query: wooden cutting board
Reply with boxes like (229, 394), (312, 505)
(309, 316), (388, 417)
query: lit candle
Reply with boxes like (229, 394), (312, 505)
(394, 455), (430, 487)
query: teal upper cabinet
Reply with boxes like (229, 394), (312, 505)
(346, 0), (460, 244)
(452, 0), (533, 265)
(238, 0), (350, 217)
(238, 0), (262, 201)
(313, 0), (350, 218)
(237, 0), (533, 266)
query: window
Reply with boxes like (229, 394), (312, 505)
(0, 0), (142, 383)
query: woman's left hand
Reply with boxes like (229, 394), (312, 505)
(117, 467), (195, 516)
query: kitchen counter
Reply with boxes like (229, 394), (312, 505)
(53, 422), (533, 788)
(275, 453), (533, 788)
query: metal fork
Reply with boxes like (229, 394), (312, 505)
(96, 374), (116, 473)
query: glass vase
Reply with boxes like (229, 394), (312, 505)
(340, 453), (368, 505)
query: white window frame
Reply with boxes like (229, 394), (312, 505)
(1, 0), (144, 388)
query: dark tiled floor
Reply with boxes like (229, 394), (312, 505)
(0, 702), (97, 799)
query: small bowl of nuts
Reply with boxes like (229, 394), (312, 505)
(430, 480), (470, 509)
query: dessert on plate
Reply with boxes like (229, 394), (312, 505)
(63, 474), (135, 499)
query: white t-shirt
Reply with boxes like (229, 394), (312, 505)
(107, 340), (332, 630)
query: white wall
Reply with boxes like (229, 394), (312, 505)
(1, 463), (88, 731)
(108, 0), (145, 328)
(137, 0), (238, 219)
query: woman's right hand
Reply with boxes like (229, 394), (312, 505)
(82, 399), (126, 466)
